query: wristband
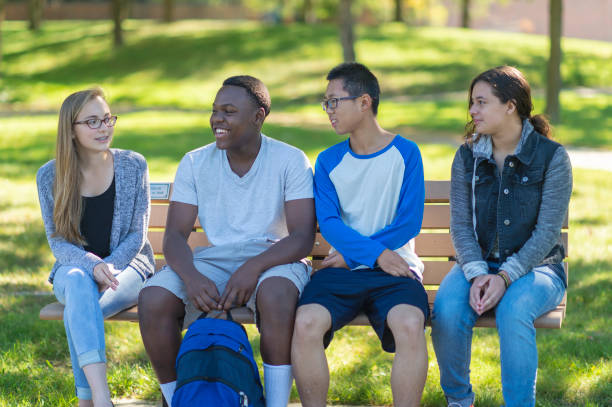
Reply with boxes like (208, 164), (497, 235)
(498, 272), (510, 288)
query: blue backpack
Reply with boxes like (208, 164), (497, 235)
(172, 311), (265, 407)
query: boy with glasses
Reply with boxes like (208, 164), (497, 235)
(138, 76), (316, 407)
(292, 62), (429, 407)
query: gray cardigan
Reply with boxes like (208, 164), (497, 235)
(37, 149), (155, 283)
(450, 121), (573, 283)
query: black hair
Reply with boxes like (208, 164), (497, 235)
(466, 66), (551, 140)
(326, 62), (380, 115)
(222, 75), (271, 117)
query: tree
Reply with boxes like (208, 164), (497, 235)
(545, 0), (562, 123)
(28, 0), (44, 31)
(339, 0), (356, 62)
(111, 0), (129, 47)
(461, 0), (471, 28)
(394, 0), (403, 22)
(162, 0), (174, 23)
(297, 0), (316, 23)
(0, 0), (4, 74)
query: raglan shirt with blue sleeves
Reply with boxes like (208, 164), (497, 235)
(314, 135), (425, 280)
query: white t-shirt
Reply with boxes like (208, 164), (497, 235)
(171, 135), (314, 246)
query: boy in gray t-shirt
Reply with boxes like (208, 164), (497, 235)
(138, 76), (316, 407)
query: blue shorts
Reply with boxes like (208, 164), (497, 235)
(298, 267), (430, 352)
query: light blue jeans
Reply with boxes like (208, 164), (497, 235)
(52, 264), (144, 400)
(431, 263), (565, 407)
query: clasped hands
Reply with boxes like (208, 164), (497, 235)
(469, 272), (508, 315)
(185, 260), (261, 313)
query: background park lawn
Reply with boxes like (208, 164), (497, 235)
(0, 20), (610, 406)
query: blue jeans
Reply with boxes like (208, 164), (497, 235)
(430, 263), (565, 407)
(52, 264), (144, 400)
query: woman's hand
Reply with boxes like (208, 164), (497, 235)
(470, 273), (507, 315)
(93, 263), (119, 292)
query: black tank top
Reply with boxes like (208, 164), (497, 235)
(81, 177), (115, 258)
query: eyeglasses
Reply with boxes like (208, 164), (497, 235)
(321, 96), (359, 112)
(73, 116), (118, 129)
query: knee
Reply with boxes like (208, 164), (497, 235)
(431, 295), (466, 331)
(64, 268), (96, 293)
(495, 301), (532, 333)
(257, 279), (299, 322)
(293, 305), (330, 342)
(388, 307), (425, 341)
(138, 287), (183, 325)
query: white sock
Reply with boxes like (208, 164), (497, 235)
(263, 363), (293, 407)
(160, 381), (176, 405)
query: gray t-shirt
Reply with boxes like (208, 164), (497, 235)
(171, 135), (314, 246)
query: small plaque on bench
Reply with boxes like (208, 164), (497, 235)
(150, 182), (172, 200)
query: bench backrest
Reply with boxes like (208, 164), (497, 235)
(149, 182), (568, 312)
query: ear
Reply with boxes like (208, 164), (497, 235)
(253, 106), (266, 127)
(507, 99), (517, 114)
(360, 94), (372, 113)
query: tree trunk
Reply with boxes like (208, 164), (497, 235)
(111, 0), (127, 47)
(394, 0), (403, 22)
(339, 0), (356, 62)
(162, 0), (174, 23)
(546, 0), (562, 123)
(298, 0), (316, 23)
(28, 0), (44, 31)
(0, 0), (4, 74)
(461, 0), (470, 28)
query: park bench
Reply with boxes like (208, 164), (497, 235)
(40, 181), (568, 328)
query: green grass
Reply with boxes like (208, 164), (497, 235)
(1, 20), (611, 147)
(0, 19), (611, 406)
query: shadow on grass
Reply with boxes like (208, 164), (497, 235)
(0, 220), (50, 282)
(6, 24), (339, 91)
(559, 101), (612, 148)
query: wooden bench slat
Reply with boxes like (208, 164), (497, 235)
(310, 232), (568, 258)
(151, 205), (202, 228)
(151, 206), (455, 231)
(150, 231), (568, 258)
(39, 302), (565, 328)
(148, 231), (209, 254)
(425, 181), (451, 203)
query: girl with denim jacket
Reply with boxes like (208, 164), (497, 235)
(431, 66), (572, 407)
(36, 88), (154, 407)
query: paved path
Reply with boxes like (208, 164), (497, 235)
(566, 148), (612, 172)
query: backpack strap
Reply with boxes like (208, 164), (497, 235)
(197, 309), (235, 321)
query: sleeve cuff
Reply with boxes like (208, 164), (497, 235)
(499, 256), (526, 282)
(462, 260), (489, 281)
(346, 244), (387, 270)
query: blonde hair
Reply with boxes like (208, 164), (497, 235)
(52, 87), (107, 244)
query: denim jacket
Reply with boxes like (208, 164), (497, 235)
(450, 120), (572, 286)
